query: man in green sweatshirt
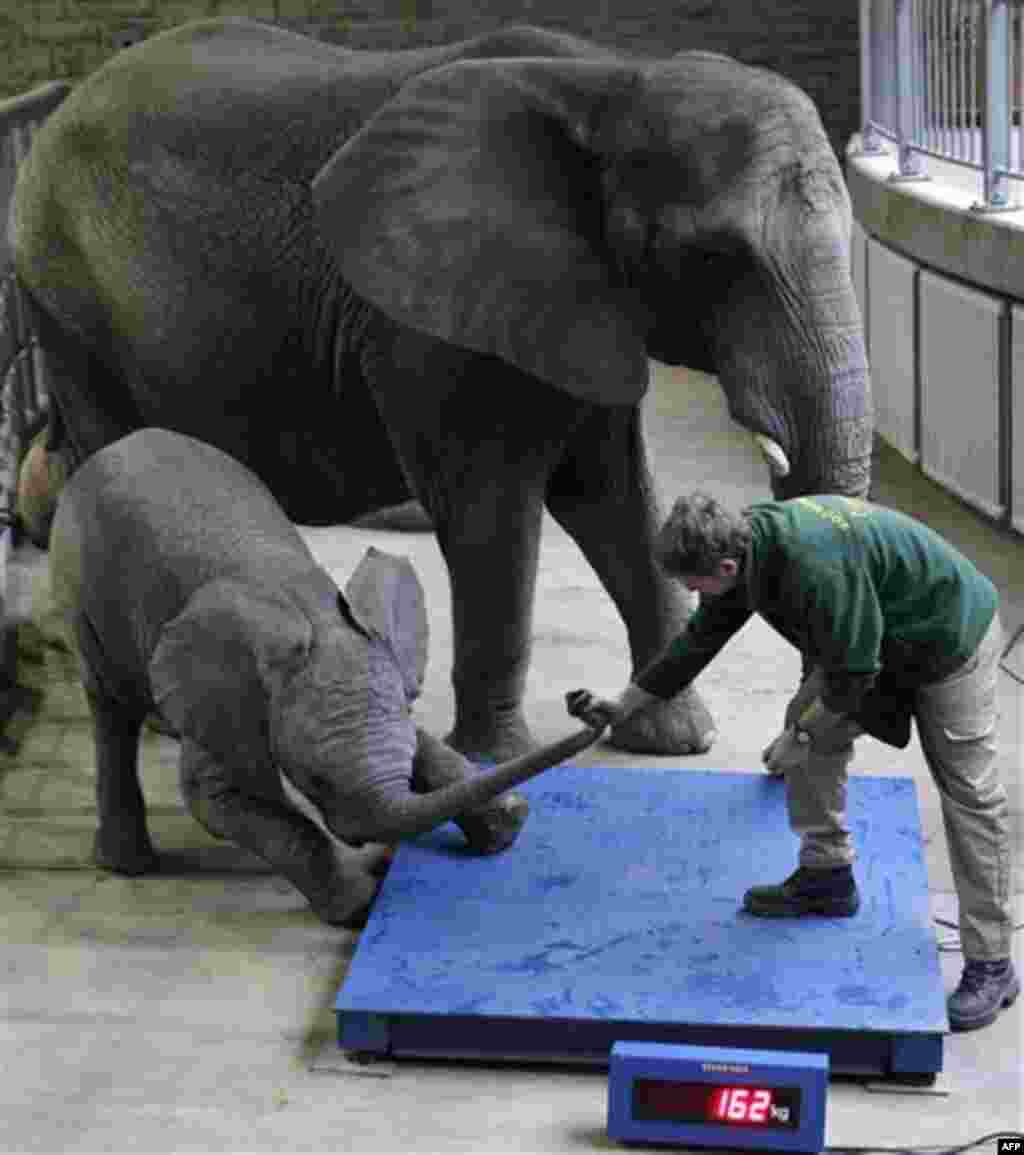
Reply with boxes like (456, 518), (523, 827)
(568, 491), (1017, 1033)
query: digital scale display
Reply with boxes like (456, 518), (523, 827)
(608, 1042), (828, 1152)
(634, 1078), (802, 1129)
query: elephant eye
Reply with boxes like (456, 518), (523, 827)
(687, 239), (747, 282)
(308, 772), (333, 800)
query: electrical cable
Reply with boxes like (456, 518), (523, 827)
(826, 924), (1023, 1155)
(826, 1134), (1020, 1155)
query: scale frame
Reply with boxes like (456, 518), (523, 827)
(337, 768), (947, 1081)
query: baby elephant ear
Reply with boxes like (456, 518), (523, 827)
(311, 57), (651, 406)
(342, 548), (429, 702)
(148, 581), (313, 767)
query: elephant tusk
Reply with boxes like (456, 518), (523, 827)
(752, 433), (791, 478)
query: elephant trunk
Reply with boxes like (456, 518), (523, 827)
(720, 219), (874, 503)
(349, 724), (605, 845)
(775, 336), (873, 502)
(780, 214), (875, 501)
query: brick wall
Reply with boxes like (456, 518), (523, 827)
(2, 2), (861, 160)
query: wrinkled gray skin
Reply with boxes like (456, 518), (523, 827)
(50, 429), (602, 927)
(12, 19), (872, 764)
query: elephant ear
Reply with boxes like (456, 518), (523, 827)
(341, 547), (428, 703)
(311, 58), (652, 405)
(148, 580), (313, 769)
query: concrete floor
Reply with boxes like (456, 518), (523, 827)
(2, 363), (1022, 1154)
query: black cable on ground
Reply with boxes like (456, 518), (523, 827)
(828, 1135), (1019, 1155)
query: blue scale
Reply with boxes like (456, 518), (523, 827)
(336, 767), (947, 1087)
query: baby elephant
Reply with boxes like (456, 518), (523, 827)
(50, 429), (600, 926)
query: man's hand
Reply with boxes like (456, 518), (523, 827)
(761, 726), (808, 777)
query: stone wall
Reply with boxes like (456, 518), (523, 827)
(3, 2), (861, 159)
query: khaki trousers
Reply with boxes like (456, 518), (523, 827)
(784, 615), (1012, 960)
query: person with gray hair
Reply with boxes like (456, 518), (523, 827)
(568, 491), (1017, 1033)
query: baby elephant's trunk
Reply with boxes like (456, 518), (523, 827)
(372, 724), (606, 844)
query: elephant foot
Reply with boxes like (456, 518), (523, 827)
(456, 790), (530, 855)
(93, 827), (159, 876)
(608, 685), (718, 755)
(350, 499), (432, 532)
(446, 712), (535, 766)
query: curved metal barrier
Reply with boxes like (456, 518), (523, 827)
(1, 81), (70, 522)
(860, 0), (1023, 208)
(1, 81), (70, 734)
(853, 0), (1023, 538)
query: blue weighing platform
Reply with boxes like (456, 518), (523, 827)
(336, 767), (948, 1079)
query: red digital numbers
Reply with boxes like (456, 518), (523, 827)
(710, 1086), (774, 1125)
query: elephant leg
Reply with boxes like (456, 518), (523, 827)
(439, 481), (547, 762)
(178, 739), (379, 928)
(367, 353), (557, 761)
(89, 690), (157, 876)
(546, 406), (717, 755)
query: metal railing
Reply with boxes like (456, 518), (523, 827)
(0, 81), (69, 715)
(0, 80), (69, 526)
(860, 0), (1024, 209)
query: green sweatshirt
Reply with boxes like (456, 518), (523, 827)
(636, 496), (998, 746)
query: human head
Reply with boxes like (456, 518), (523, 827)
(654, 491), (751, 595)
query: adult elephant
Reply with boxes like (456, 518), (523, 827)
(9, 18), (872, 763)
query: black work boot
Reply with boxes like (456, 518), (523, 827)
(948, 959), (1020, 1031)
(743, 865), (860, 918)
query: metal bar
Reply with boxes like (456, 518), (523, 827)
(970, 0), (981, 163)
(951, 0), (955, 158)
(915, 0), (927, 143)
(911, 0), (920, 142)
(950, 0), (959, 155)
(1012, 2), (1019, 170)
(960, 0), (969, 156)
(875, 0), (895, 134)
(936, 0), (945, 153)
(924, 0), (933, 149)
(959, 0), (969, 158)
(936, 0), (945, 150)
(950, 0), (959, 157)
(861, 0), (887, 149)
(896, 0), (928, 173)
(1015, 3), (1022, 170)
(891, 0), (900, 130)
(900, 0), (923, 170)
(979, 0), (1013, 207)
(946, 0), (951, 154)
